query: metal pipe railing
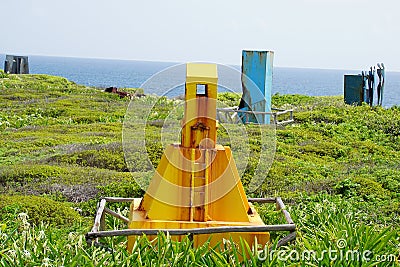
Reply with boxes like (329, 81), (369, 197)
(86, 197), (296, 248)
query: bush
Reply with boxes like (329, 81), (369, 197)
(272, 93), (315, 108)
(0, 164), (64, 185)
(0, 195), (82, 226)
(218, 92), (241, 107)
(334, 178), (360, 197)
(335, 177), (389, 200)
(0, 69), (9, 78)
(49, 149), (127, 171)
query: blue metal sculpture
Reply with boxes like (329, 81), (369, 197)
(238, 50), (274, 124)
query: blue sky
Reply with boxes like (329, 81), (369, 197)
(2, 0), (399, 71)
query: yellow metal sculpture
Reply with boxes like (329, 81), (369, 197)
(127, 63), (269, 250)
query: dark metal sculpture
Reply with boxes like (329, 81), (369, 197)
(361, 71), (369, 104)
(4, 55), (29, 74)
(344, 63), (385, 107)
(377, 63), (385, 106)
(367, 66), (375, 106)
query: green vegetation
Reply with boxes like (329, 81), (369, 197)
(0, 74), (399, 266)
(0, 195), (82, 226)
(0, 70), (8, 79)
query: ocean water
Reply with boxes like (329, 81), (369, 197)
(1, 54), (399, 107)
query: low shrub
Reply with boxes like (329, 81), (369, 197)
(218, 92), (241, 107)
(0, 164), (65, 185)
(0, 195), (81, 226)
(335, 177), (390, 200)
(0, 69), (9, 78)
(272, 93), (315, 108)
(49, 149), (127, 171)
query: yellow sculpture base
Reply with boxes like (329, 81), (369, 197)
(127, 198), (269, 251)
(126, 144), (270, 251)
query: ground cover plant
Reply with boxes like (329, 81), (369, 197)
(0, 74), (399, 266)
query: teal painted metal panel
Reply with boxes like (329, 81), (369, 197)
(344, 75), (363, 105)
(239, 50), (274, 124)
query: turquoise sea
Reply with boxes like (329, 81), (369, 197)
(1, 54), (399, 107)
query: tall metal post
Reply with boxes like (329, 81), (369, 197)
(239, 50), (274, 124)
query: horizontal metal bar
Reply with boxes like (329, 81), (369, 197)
(103, 197), (135, 203)
(275, 110), (293, 115)
(217, 109), (276, 115)
(271, 107), (286, 112)
(217, 108), (294, 126)
(86, 224), (296, 239)
(217, 106), (238, 111)
(247, 197), (276, 203)
(276, 119), (294, 125)
(217, 108), (293, 116)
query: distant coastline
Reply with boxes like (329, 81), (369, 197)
(1, 54), (399, 107)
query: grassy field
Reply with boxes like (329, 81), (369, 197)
(0, 71), (399, 266)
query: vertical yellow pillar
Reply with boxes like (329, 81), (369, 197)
(182, 63), (218, 149)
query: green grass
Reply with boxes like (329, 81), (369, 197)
(0, 74), (399, 266)
(0, 195), (398, 266)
